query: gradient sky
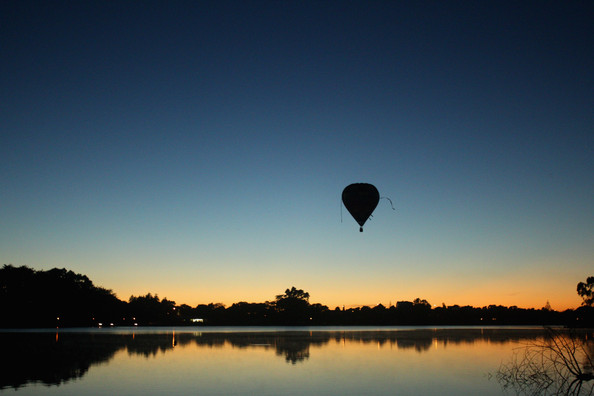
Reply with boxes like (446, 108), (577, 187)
(2, 1), (593, 310)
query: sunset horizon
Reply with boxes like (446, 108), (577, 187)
(4, 262), (585, 312)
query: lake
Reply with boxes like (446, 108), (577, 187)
(1, 326), (592, 395)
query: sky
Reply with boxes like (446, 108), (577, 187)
(1, 1), (593, 311)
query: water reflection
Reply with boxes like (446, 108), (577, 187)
(0, 327), (553, 391)
(497, 328), (594, 396)
(0, 332), (123, 390)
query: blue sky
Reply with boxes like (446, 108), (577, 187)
(1, 1), (592, 309)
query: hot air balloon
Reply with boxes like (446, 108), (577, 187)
(342, 183), (380, 232)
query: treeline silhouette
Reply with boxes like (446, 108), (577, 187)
(1, 265), (592, 327)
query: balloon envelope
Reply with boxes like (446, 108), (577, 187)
(342, 183), (380, 231)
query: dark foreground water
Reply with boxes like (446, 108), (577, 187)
(1, 326), (592, 395)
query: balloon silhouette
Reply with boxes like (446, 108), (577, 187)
(342, 183), (380, 232)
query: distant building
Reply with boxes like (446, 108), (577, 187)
(396, 301), (413, 310)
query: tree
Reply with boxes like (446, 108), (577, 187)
(577, 276), (594, 306)
(275, 287), (310, 324)
(413, 298), (431, 308)
(0, 264), (123, 327)
(128, 293), (179, 324)
(276, 287), (309, 302)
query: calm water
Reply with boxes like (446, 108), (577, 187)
(1, 326), (591, 395)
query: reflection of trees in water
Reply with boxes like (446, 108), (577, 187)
(276, 343), (309, 364)
(272, 335), (317, 364)
(338, 328), (545, 353)
(126, 333), (181, 357)
(0, 332), (123, 390)
(189, 332), (329, 364)
(0, 328), (554, 390)
(497, 328), (594, 396)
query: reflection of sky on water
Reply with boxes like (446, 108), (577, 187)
(2, 328), (587, 395)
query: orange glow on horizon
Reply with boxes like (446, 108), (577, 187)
(110, 285), (583, 312)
